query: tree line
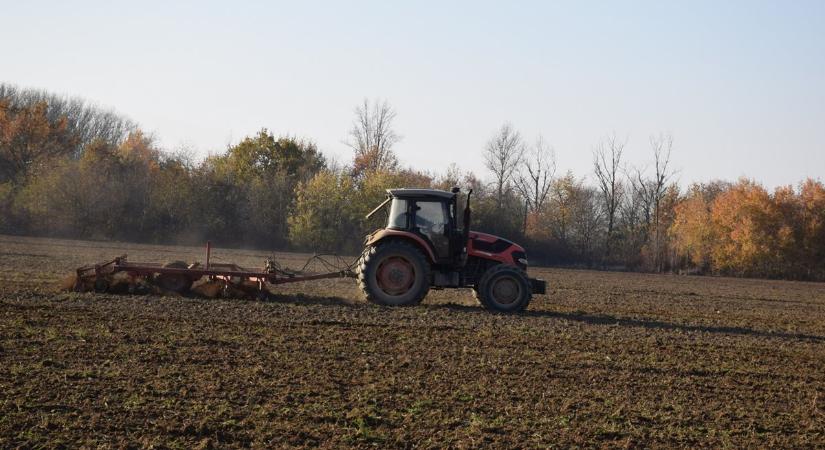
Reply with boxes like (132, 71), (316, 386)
(1, 83), (823, 280)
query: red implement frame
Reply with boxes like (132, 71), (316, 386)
(73, 241), (353, 292)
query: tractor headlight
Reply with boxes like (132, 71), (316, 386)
(518, 257), (528, 266)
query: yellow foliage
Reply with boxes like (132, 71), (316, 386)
(669, 185), (715, 269)
(709, 179), (783, 275)
(288, 170), (360, 251)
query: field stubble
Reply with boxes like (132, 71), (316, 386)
(1, 235), (824, 448)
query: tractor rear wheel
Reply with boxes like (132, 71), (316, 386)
(154, 260), (194, 294)
(474, 264), (532, 313)
(357, 241), (431, 306)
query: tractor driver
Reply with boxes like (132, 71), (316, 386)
(414, 201), (449, 256)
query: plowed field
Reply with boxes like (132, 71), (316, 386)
(1, 235), (824, 448)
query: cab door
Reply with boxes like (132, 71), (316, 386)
(412, 200), (451, 260)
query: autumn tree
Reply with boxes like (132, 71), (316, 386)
(185, 162), (247, 244)
(1, 84), (138, 233)
(212, 129), (325, 182)
(205, 129), (325, 247)
(0, 98), (78, 183)
(288, 170), (362, 252)
(669, 179), (825, 279)
(798, 179), (825, 278)
(18, 132), (168, 240)
(146, 149), (198, 242)
(654, 183), (681, 270)
(765, 179), (825, 279)
(669, 181), (729, 272)
(709, 179), (784, 276)
(545, 171), (577, 246)
(531, 171), (605, 264)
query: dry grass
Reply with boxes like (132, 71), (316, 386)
(1, 234), (824, 448)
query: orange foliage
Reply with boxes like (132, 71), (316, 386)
(0, 99), (77, 182)
(118, 130), (160, 171)
(798, 179), (825, 277)
(671, 178), (825, 279)
(669, 185), (715, 269)
(524, 211), (544, 240)
(709, 179), (784, 275)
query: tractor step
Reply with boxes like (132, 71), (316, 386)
(529, 278), (547, 295)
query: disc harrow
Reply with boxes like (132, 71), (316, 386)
(68, 242), (356, 299)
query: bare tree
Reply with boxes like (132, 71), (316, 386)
(648, 134), (674, 266)
(593, 133), (625, 262)
(483, 123), (525, 209)
(516, 135), (555, 214)
(570, 185), (604, 265)
(346, 98), (400, 176)
(0, 83), (136, 156)
(627, 133), (675, 271)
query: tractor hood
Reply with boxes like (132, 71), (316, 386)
(467, 231), (527, 269)
(468, 231), (525, 253)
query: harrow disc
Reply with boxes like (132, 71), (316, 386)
(153, 261), (195, 293)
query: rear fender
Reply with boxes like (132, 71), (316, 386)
(366, 229), (437, 263)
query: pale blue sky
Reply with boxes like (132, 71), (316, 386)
(2, 1), (823, 188)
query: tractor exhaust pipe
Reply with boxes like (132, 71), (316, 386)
(461, 189), (472, 266)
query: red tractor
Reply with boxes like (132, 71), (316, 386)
(356, 188), (546, 312)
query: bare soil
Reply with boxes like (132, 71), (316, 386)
(1, 235), (824, 448)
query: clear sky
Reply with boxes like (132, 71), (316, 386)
(2, 0), (823, 188)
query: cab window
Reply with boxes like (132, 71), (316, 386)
(388, 199), (408, 229)
(415, 201), (450, 257)
(415, 201), (447, 233)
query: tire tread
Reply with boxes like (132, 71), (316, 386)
(475, 264), (532, 312)
(356, 240), (431, 306)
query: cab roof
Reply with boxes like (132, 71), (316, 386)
(387, 188), (456, 200)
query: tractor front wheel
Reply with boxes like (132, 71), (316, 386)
(357, 241), (431, 306)
(474, 264), (532, 313)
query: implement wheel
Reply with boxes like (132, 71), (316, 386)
(474, 264), (532, 313)
(154, 261), (194, 294)
(357, 241), (431, 306)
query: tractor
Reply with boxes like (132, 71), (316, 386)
(357, 188), (546, 312)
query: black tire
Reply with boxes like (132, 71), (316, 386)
(357, 240), (431, 306)
(474, 264), (532, 313)
(155, 260), (193, 294)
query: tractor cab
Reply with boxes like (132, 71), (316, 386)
(367, 188), (466, 266)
